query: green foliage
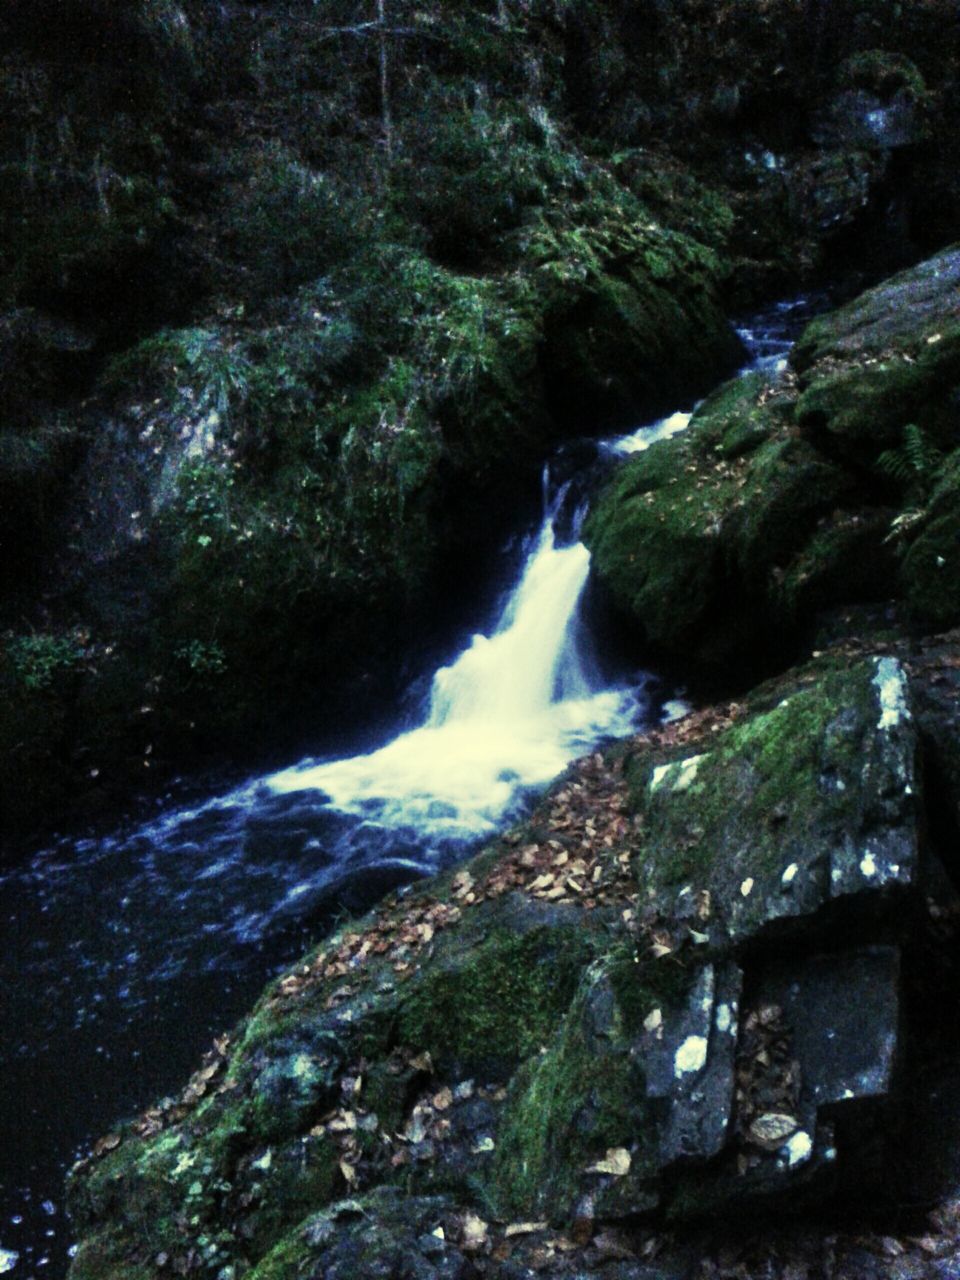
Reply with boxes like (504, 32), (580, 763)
(179, 329), (252, 418)
(388, 254), (538, 402)
(218, 143), (371, 301)
(104, 328), (251, 419)
(397, 98), (588, 267)
(4, 630), (85, 690)
(877, 423), (943, 490)
(173, 638), (227, 680)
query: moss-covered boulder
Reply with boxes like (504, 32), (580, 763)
(585, 247), (960, 674)
(1, 148), (744, 841)
(792, 247), (960, 459)
(67, 649), (945, 1277)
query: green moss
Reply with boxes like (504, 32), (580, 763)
(634, 660), (879, 907)
(731, 438), (851, 590)
(397, 921), (598, 1077)
(795, 350), (952, 455)
(902, 481), (960, 629)
(247, 1223), (316, 1280)
(583, 430), (735, 649)
(68, 1230), (156, 1280)
(489, 958), (660, 1221)
(605, 943), (692, 1038)
(235, 1136), (342, 1263)
(778, 509), (898, 616)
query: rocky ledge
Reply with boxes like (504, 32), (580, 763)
(585, 246), (960, 677)
(66, 632), (960, 1279)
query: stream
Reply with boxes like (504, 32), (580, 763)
(0, 300), (807, 1279)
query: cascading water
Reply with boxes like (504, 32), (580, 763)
(266, 478), (639, 838)
(0, 297), (819, 1278)
(0, 466), (646, 1280)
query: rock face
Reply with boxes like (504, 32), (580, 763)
(67, 647), (960, 1278)
(586, 247), (960, 675)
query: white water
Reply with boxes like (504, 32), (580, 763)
(610, 408), (695, 456)
(268, 484), (641, 837)
(264, 300), (806, 836)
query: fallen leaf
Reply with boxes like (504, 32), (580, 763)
(328, 1111), (357, 1134)
(748, 1113), (798, 1151)
(529, 874), (555, 892)
(586, 1147), (631, 1176)
(460, 1213), (489, 1251)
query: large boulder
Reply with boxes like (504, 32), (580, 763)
(585, 247), (960, 675)
(67, 648), (960, 1277)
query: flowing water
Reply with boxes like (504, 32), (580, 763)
(0, 299), (811, 1278)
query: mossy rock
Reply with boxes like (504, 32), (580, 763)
(584, 370), (854, 670)
(488, 949), (681, 1220)
(630, 654), (917, 942)
(67, 650), (928, 1275)
(791, 249), (960, 464)
(586, 249), (960, 672)
(67, 890), (610, 1277)
(901, 450), (960, 628)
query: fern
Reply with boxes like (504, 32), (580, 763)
(181, 329), (252, 418)
(876, 423), (943, 489)
(877, 424), (946, 547)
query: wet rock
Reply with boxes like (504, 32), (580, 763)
(65, 648), (960, 1276)
(646, 962), (743, 1167)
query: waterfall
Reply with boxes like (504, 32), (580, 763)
(266, 475), (639, 837)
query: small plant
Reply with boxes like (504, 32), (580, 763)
(877, 423), (943, 489)
(877, 425), (946, 546)
(174, 639), (227, 679)
(180, 329), (252, 419)
(4, 631), (84, 690)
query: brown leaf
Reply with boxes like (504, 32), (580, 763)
(748, 1113), (798, 1151)
(94, 1133), (122, 1157)
(529, 874), (555, 892)
(432, 1087), (454, 1111)
(328, 1111), (357, 1134)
